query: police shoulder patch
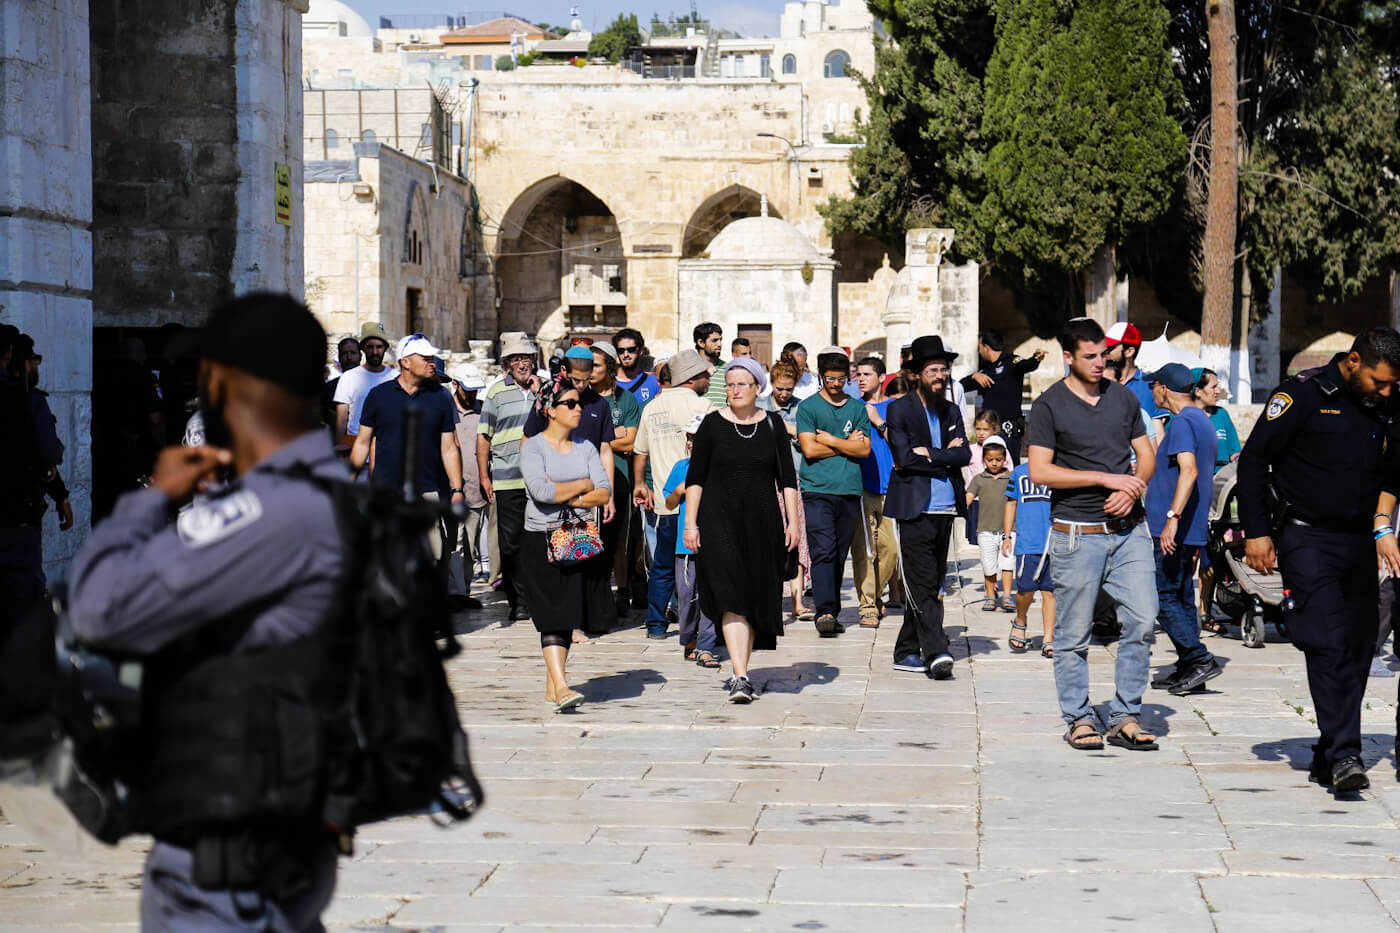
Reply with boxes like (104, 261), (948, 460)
(1265, 392), (1293, 421)
(176, 491), (264, 548)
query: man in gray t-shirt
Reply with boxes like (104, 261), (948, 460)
(1027, 318), (1159, 753)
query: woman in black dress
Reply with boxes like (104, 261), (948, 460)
(683, 357), (800, 703)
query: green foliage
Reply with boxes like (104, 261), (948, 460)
(980, 0), (1185, 297)
(589, 13), (642, 63)
(494, 54), (516, 71)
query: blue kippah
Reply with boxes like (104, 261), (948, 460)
(564, 345), (595, 361)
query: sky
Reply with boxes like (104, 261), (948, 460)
(344, 0), (789, 38)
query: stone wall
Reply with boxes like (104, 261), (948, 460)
(89, 0), (305, 329)
(304, 145), (487, 351)
(0, 0), (94, 580)
(677, 261), (837, 361)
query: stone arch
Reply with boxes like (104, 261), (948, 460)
(781, 53), (796, 74)
(681, 185), (783, 258)
(1286, 329), (1353, 376)
(494, 175), (629, 341)
(402, 181), (428, 266)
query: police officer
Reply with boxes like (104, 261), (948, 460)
(1237, 327), (1400, 792)
(959, 329), (1045, 464)
(68, 293), (347, 931)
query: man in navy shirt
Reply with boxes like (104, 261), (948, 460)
(1144, 363), (1222, 696)
(352, 335), (465, 561)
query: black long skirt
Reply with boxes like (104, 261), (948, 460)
(520, 531), (614, 636)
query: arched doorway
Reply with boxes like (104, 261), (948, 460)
(495, 177), (627, 341)
(682, 185), (782, 258)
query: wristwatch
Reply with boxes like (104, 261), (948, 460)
(450, 487), (464, 494)
(1165, 509), (1179, 520)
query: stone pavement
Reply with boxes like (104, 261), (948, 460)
(6, 547), (1400, 931)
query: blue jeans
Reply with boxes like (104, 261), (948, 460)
(1154, 542), (1210, 668)
(803, 492), (860, 619)
(1049, 522), (1158, 727)
(642, 508), (658, 570)
(646, 514), (678, 633)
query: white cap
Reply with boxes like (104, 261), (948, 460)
(818, 345), (849, 359)
(449, 362), (486, 389)
(685, 412), (706, 435)
(396, 333), (442, 360)
(982, 434), (1009, 452)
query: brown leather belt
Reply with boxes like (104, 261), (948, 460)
(1051, 516), (1140, 536)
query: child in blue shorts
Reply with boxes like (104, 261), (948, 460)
(1003, 460), (1056, 656)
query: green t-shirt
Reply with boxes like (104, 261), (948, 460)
(796, 393), (871, 495)
(603, 385), (642, 482)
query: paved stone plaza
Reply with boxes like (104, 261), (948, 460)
(6, 547), (1400, 931)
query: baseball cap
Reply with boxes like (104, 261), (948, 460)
(685, 412), (706, 435)
(1147, 362), (1194, 393)
(359, 320), (390, 345)
(449, 362), (486, 389)
(1104, 322), (1142, 347)
(396, 333), (441, 360)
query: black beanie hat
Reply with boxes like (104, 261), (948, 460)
(199, 292), (327, 398)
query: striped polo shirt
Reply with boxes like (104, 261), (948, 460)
(478, 375), (533, 491)
(704, 357), (728, 410)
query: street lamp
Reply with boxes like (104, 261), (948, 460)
(756, 132), (802, 205)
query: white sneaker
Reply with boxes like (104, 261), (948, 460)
(1369, 656), (1394, 678)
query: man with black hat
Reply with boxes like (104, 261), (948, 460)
(67, 292), (348, 930)
(883, 336), (970, 680)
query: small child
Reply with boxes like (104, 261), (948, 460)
(964, 409), (1000, 546)
(663, 413), (720, 668)
(1003, 459), (1056, 656)
(966, 436), (1015, 612)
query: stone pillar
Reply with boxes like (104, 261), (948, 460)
(232, 0), (308, 297)
(1246, 266), (1282, 401)
(0, 0), (94, 582)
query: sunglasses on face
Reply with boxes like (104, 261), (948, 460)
(616, 345), (639, 354)
(554, 398), (581, 410)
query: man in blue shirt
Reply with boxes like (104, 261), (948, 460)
(1144, 363), (1222, 696)
(614, 328), (661, 405)
(853, 357), (896, 626)
(1105, 322), (1165, 424)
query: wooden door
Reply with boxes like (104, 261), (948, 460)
(738, 324), (773, 367)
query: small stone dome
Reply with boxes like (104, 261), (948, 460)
(306, 0), (375, 38)
(705, 216), (824, 263)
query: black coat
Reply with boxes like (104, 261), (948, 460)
(884, 392), (972, 522)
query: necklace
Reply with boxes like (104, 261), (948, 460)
(732, 415), (760, 439)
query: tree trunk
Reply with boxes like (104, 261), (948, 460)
(1081, 242), (1117, 328)
(1200, 0), (1238, 381)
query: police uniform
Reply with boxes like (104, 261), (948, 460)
(1236, 355), (1399, 776)
(68, 430), (347, 932)
(960, 351), (1041, 464)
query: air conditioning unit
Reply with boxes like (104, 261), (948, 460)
(806, 166), (823, 180)
(409, 33), (421, 43)
(820, 122), (833, 133)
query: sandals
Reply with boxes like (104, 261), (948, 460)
(982, 597), (997, 612)
(1009, 622), (1029, 653)
(1106, 719), (1159, 751)
(1064, 720), (1103, 751)
(1041, 639), (1054, 659)
(859, 615), (880, 629)
(794, 608), (816, 622)
(552, 691), (584, 713)
(696, 651), (721, 669)
(999, 595), (1017, 613)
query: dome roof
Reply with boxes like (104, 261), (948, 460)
(306, 0), (374, 38)
(705, 216), (824, 263)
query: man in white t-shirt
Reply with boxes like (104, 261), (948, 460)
(333, 320), (396, 445)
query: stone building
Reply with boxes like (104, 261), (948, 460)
(677, 215), (837, 365)
(304, 143), (491, 351)
(0, 0), (307, 579)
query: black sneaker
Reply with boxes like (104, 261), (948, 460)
(726, 675), (756, 704)
(615, 595), (632, 619)
(815, 614), (843, 637)
(1167, 657), (1224, 696)
(1331, 756), (1370, 792)
(1150, 666), (1186, 690)
(508, 606), (531, 622)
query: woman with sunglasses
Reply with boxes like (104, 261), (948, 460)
(684, 358), (801, 704)
(520, 374), (613, 711)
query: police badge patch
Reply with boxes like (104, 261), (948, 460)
(176, 491), (264, 548)
(1266, 392), (1293, 421)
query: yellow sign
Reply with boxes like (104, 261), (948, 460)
(275, 162), (292, 226)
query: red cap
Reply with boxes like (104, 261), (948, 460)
(1104, 322), (1142, 347)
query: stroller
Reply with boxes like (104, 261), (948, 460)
(1203, 461), (1289, 648)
